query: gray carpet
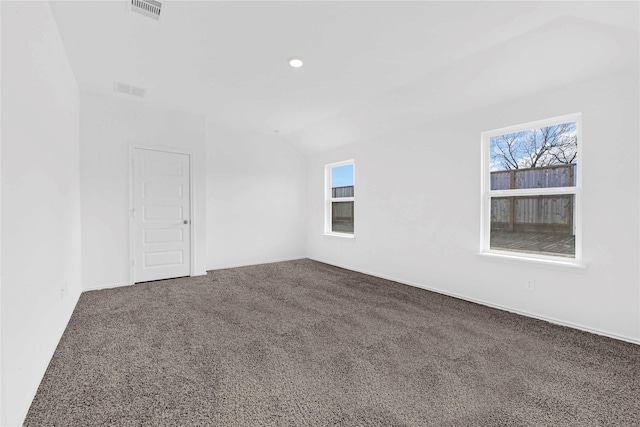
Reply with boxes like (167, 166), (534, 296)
(25, 259), (639, 426)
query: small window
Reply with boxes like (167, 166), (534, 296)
(325, 160), (355, 236)
(481, 114), (581, 262)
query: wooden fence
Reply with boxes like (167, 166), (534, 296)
(332, 186), (354, 222)
(491, 165), (575, 234)
(332, 186), (354, 198)
(332, 201), (354, 222)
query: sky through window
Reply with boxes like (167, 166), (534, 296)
(331, 164), (354, 187)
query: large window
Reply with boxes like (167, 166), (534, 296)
(325, 160), (355, 236)
(481, 114), (581, 263)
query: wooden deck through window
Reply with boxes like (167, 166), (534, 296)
(490, 230), (575, 257)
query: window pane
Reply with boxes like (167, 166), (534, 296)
(332, 201), (354, 234)
(490, 195), (575, 257)
(331, 164), (354, 198)
(332, 186), (353, 198)
(490, 122), (577, 190)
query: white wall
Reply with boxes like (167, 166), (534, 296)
(1, 3), (3, 421)
(206, 124), (307, 269)
(307, 67), (640, 343)
(1, 2), (82, 425)
(80, 91), (207, 290)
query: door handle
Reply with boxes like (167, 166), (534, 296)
(183, 220), (189, 224)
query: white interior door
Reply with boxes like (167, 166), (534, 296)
(133, 148), (191, 283)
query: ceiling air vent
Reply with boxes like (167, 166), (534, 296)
(131, 0), (162, 20)
(114, 81), (146, 98)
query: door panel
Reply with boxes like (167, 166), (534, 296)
(143, 182), (183, 198)
(133, 148), (191, 283)
(143, 205), (184, 221)
(143, 251), (184, 267)
(143, 228), (184, 244)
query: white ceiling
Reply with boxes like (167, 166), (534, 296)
(49, 1), (639, 152)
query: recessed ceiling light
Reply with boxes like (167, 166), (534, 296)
(289, 57), (304, 68)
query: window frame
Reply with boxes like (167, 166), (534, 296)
(324, 159), (355, 238)
(480, 113), (583, 266)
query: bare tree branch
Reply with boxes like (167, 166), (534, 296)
(490, 122), (577, 171)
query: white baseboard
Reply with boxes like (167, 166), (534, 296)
(16, 291), (81, 426)
(84, 259), (306, 292)
(192, 271), (208, 277)
(207, 256), (307, 272)
(308, 257), (640, 346)
(83, 271), (208, 293)
(83, 281), (132, 292)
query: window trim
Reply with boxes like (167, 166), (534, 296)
(479, 113), (583, 266)
(324, 159), (355, 238)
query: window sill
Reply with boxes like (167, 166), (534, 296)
(324, 232), (355, 239)
(476, 250), (587, 272)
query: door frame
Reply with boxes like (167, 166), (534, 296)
(128, 145), (195, 284)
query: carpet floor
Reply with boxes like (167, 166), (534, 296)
(25, 259), (639, 426)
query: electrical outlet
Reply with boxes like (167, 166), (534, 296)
(525, 280), (535, 292)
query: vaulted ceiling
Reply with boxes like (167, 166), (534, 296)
(49, 1), (639, 152)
